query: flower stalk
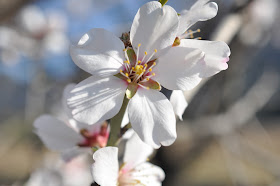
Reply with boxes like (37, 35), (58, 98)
(107, 96), (129, 146)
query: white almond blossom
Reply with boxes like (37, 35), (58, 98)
(67, 1), (230, 148)
(34, 85), (109, 161)
(176, 0), (230, 75)
(92, 134), (165, 186)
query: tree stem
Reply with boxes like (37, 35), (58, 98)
(107, 96), (129, 146)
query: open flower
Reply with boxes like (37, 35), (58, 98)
(175, 0), (230, 75)
(34, 85), (109, 161)
(92, 134), (165, 186)
(67, 1), (230, 148)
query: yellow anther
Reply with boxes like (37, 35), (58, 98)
(153, 62), (156, 66)
(154, 49), (157, 53)
(138, 43), (141, 47)
(132, 67), (135, 70)
(149, 68), (152, 72)
(152, 73), (155, 76)
(197, 29), (201, 32)
(197, 37), (202, 40)
(146, 78), (150, 81)
(173, 37), (181, 47)
(145, 51), (148, 55)
(127, 79), (131, 83)
(147, 87), (150, 90)
(144, 64), (148, 68)
(125, 73), (129, 77)
(120, 69), (123, 73)
(123, 49), (127, 51)
(138, 60), (141, 64)
(135, 65), (144, 75)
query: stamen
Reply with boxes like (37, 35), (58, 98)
(146, 62), (156, 72)
(133, 65), (146, 82)
(137, 60), (141, 64)
(145, 72), (156, 79)
(138, 83), (150, 90)
(194, 37), (202, 40)
(123, 49), (131, 72)
(189, 29), (194, 38)
(123, 61), (129, 72)
(146, 49), (157, 63)
(127, 79), (131, 83)
(180, 29), (201, 39)
(141, 51), (148, 62)
(134, 65), (144, 75)
(120, 69), (128, 78)
(136, 43), (141, 62)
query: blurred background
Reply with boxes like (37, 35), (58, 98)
(0, 0), (280, 185)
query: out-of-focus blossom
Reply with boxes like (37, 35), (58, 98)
(92, 134), (165, 186)
(25, 154), (92, 186)
(18, 5), (69, 54)
(18, 5), (48, 38)
(34, 85), (109, 161)
(34, 115), (109, 160)
(239, 0), (278, 46)
(0, 27), (22, 66)
(67, 1), (230, 148)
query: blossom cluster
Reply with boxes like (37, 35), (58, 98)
(34, 0), (230, 185)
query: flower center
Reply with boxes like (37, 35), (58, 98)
(119, 44), (158, 90)
(77, 123), (109, 148)
(118, 164), (144, 186)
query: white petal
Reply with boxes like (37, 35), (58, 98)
(123, 133), (153, 170)
(122, 128), (135, 140)
(70, 28), (125, 77)
(34, 115), (83, 151)
(66, 76), (127, 124)
(61, 147), (91, 162)
(92, 147), (119, 186)
(178, 0), (218, 36)
(63, 84), (101, 132)
(63, 84), (77, 119)
(170, 90), (188, 120)
(153, 47), (204, 91)
(128, 89), (176, 148)
(130, 1), (179, 59)
(180, 39), (230, 77)
(130, 162), (165, 186)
